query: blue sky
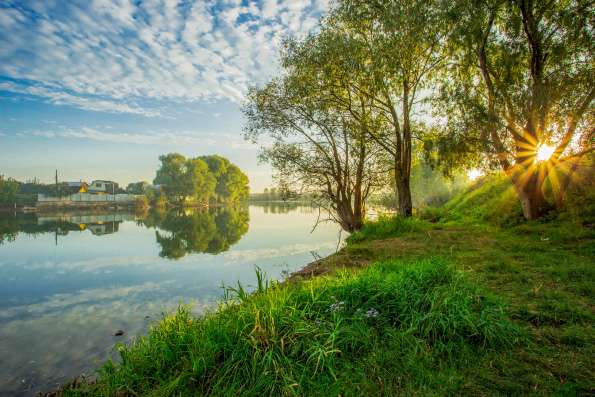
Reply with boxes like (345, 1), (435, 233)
(0, 0), (329, 191)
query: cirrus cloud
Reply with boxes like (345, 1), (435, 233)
(0, 0), (328, 116)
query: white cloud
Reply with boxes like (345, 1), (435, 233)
(0, 81), (161, 117)
(0, 0), (328, 115)
(30, 127), (213, 145)
(27, 126), (258, 149)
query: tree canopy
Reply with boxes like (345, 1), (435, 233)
(244, 0), (593, 223)
(0, 175), (19, 205)
(244, 30), (388, 231)
(153, 154), (249, 205)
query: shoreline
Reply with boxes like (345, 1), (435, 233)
(40, 213), (595, 395)
(29, 175), (595, 396)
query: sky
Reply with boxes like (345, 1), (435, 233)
(0, 0), (329, 192)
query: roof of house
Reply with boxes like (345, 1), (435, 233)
(66, 182), (87, 187)
(91, 180), (117, 184)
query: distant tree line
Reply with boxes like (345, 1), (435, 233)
(0, 176), (49, 206)
(152, 154), (249, 206)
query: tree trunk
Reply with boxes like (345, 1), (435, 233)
(396, 176), (413, 217)
(336, 199), (363, 232)
(513, 171), (548, 220)
(398, 80), (413, 217)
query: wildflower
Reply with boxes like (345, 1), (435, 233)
(365, 308), (379, 318)
(329, 301), (345, 312)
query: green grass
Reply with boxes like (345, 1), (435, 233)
(62, 260), (521, 396)
(346, 215), (429, 243)
(57, 171), (594, 396)
(418, 174), (525, 227)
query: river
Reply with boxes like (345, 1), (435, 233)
(0, 203), (344, 396)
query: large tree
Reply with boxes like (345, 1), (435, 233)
(244, 34), (386, 232)
(436, 0), (594, 219)
(199, 155), (250, 203)
(331, 0), (447, 216)
(154, 154), (215, 205)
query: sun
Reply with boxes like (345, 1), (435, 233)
(467, 168), (483, 181)
(536, 144), (555, 162)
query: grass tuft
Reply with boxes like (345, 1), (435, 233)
(65, 259), (520, 396)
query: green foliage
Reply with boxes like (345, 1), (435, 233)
(133, 195), (149, 209)
(420, 165), (595, 227)
(243, 12), (391, 231)
(427, 0), (594, 219)
(145, 187), (168, 208)
(66, 259), (520, 396)
(126, 181), (150, 195)
(154, 154), (249, 206)
(0, 175), (19, 205)
(418, 174), (520, 225)
(250, 186), (302, 202)
(555, 157), (595, 224)
(431, 0), (594, 169)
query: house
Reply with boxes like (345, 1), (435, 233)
(63, 181), (88, 194)
(88, 180), (119, 194)
(87, 221), (120, 235)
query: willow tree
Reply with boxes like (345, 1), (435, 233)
(436, 0), (594, 219)
(332, 0), (447, 216)
(243, 35), (386, 232)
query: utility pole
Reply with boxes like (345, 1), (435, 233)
(55, 170), (58, 197)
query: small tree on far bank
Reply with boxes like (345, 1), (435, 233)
(0, 175), (19, 206)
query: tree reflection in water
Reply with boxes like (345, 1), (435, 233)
(141, 206), (249, 259)
(0, 207), (250, 258)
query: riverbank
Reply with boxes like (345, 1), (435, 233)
(48, 176), (594, 396)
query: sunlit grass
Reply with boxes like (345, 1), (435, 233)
(63, 259), (521, 396)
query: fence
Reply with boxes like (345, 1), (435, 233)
(38, 193), (139, 203)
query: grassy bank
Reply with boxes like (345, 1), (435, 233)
(59, 176), (593, 396)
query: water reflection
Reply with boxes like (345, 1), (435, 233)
(0, 212), (134, 245)
(0, 204), (343, 397)
(142, 206), (249, 259)
(0, 207), (250, 259)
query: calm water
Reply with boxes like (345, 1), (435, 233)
(0, 204), (343, 397)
